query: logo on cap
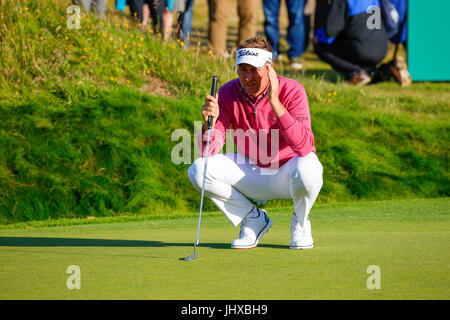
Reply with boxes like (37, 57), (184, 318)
(237, 49), (259, 59)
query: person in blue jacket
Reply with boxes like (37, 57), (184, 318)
(314, 0), (389, 85)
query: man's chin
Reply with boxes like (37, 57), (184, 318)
(243, 86), (258, 95)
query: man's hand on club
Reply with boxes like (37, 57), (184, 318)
(266, 63), (286, 118)
(202, 94), (219, 129)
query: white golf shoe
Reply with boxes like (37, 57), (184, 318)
(290, 213), (314, 249)
(231, 208), (272, 249)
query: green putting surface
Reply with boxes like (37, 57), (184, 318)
(0, 198), (449, 299)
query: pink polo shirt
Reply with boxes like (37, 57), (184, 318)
(199, 76), (316, 169)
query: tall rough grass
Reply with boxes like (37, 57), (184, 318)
(0, 0), (449, 223)
(0, 0), (236, 103)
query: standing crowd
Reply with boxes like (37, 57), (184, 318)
(76, 0), (410, 86)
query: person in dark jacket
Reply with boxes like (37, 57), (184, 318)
(314, 0), (389, 85)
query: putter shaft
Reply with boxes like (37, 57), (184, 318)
(184, 76), (218, 261)
(194, 127), (211, 246)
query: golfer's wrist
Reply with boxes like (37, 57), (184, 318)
(270, 99), (286, 118)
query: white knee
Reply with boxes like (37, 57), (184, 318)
(289, 154), (323, 196)
(187, 157), (206, 190)
(187, 155), (226, 190)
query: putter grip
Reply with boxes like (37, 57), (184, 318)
(208, 76), (218, 130)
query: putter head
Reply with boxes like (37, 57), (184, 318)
(183, 244), (199, 261)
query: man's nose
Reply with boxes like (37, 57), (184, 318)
(244, 71), (254, 81)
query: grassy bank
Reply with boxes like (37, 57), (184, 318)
(0, 0), (449, 223)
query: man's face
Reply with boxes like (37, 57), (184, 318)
(237, 63), (270, 97)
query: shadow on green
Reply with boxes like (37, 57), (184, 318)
(0, 236), (289, 253)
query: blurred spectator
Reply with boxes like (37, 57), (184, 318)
(371, 0), (411, 86)
(389, 0), (407, 45)
(142, 0), (164, 33)
(303, 0), (313, 52)
(127, 0), (145, 21)
(389, 0), (410, 85)
(77, 0), (106, 18)
(148, 0), (186, 41)
(207, 0), (257, 57)
(162, 0), (175, 40)
(263, 0), (307, 69)
(176, 0), (195, 46)
(314, 0), (389, 85)
(313, 0), (331, 37)
(116, 0), (127, 11)
(129, 0), (177, 41)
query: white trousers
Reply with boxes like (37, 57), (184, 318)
(188, 152), (323, 228)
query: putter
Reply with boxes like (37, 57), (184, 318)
(184, 75), (219, 261)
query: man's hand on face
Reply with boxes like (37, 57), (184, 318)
(266, 63), (279, 104)
(266, 63), (285, 118)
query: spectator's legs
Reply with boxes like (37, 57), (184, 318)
(237, 0), (257, 46)
(93, 0), (106, 18)
(303, 17), (311, 52)
(314, 41), (363, 79)
(303, 0), (313, 51)
(81, 0), (92, 12)
(208, 0), (232, 56)
(143, 4), (150, 28)
(148, 0), (164, 34)
(180, 0), (195, 45)
(128, 0), (145, 21)
(285, 0), (306, 60)
(163, 7), (173, 40)
(263, 0), (281, 60)
(79, 0), (105, 18)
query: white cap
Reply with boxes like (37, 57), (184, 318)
(234, 48), (273, 69)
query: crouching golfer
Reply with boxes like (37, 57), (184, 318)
(188, 37), (323, 249)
